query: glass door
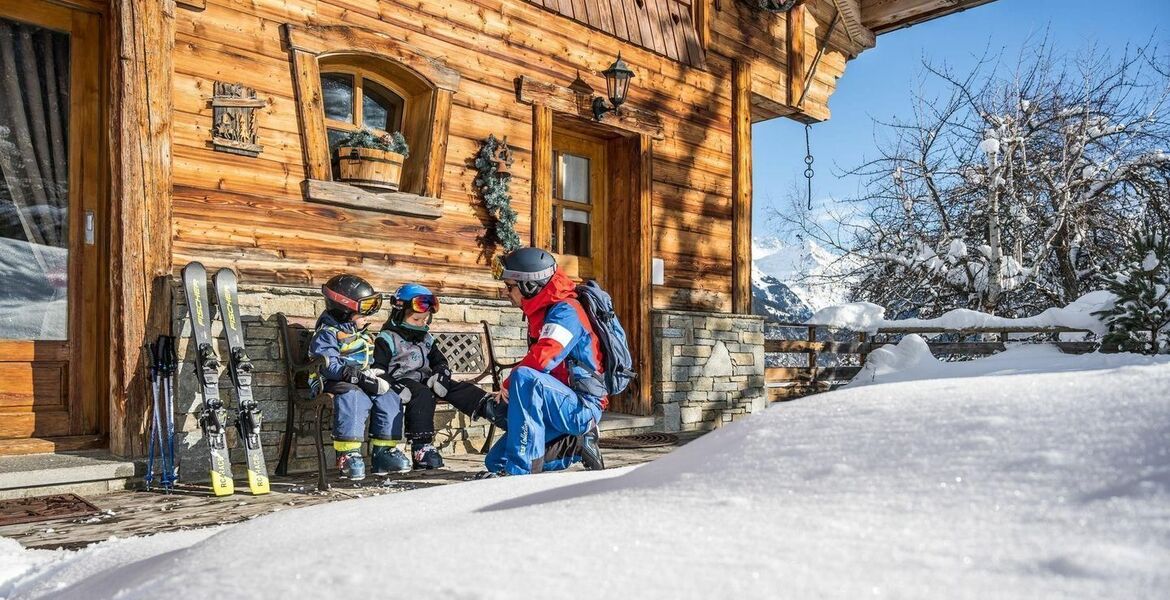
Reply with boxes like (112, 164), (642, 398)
(551, 130), (607, 282)
(0, 2), (104, 452)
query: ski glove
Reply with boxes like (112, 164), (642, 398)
(426, 367), (454, 398)
(389, 379), (413, 404)
(358, 368), (390, 397)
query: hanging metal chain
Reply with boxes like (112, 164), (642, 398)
(804, 123), (815, 210)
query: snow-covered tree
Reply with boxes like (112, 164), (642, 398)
(780, 39), (1170, 318)
(1093, 225), (1170, 354)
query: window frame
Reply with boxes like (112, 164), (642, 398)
(285, 24), (460, 217)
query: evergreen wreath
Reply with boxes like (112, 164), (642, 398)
(474, 135), (521, 252)
(1093, 224), (1170, 354)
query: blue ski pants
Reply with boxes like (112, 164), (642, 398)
(485, 366), (602, 475)
(331, 385), (403, 442)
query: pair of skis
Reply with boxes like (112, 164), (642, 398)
(144, 335), (177, 492)
(182, 262), (270, 496)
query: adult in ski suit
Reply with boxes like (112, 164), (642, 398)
(485, 247), (605, 476)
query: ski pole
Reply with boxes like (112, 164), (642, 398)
(163, 335), (179, 489)
(145, 342), (162, 490)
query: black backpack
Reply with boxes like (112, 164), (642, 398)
(575, 280), (636, 396)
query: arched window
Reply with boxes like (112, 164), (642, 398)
(286, 25), (460, 218)
(319, 62), (409, 180)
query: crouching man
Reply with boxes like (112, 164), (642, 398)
(480, 247), (605, 477)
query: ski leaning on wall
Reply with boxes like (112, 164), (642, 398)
(213, 267), (271, 495)
(181, 261), (235, 496)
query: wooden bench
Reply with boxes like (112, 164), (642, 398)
(273, 312), (514, 491)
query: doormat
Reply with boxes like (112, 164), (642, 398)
(599, 432), (679, 449)
(0, 493), (100, 527)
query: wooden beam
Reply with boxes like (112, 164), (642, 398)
(108, 0), (175, 458)
(530, 103), (553, 250)
(422, 89), (453, 198)
(634, 134), (653, 414)
(832, 0), (876, 51)
(694, 0), (711, 50)
(289, 50), (331, 182)
(787, 2), (807, 108)
(731, 60), (752, 315)
(516, 76), (665, 140)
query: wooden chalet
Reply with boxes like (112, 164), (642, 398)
(0, 0), (992, 483)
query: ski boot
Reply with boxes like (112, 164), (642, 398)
(579, 421), (604, 471)
(371, 445), (412, 475)
(337, 450), (366, 481)
(412, 444), (444, 470)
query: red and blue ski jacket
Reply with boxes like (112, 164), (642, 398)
(503, 268), (608, 409)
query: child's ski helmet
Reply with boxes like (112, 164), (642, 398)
(492, 247), (557, 298)
(322, 274), (382, 318)
(388, 283), (440, 326)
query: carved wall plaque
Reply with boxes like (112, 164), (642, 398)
(210, 82), (265, 157)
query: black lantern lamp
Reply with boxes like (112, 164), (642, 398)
(592, 54), (635, 121)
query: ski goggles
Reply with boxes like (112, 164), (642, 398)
(403, 294), (440, 314)
(322, 286), (383, 316)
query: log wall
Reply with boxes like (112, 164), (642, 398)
(169, 0), (852, 313)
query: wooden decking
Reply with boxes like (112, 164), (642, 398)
(0, 435), (697, 550)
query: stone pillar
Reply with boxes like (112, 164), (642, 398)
(652, 310), (766, 432)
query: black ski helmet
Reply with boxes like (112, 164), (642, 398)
(322, 274), (382, 318)
(493, 247), (557, 298)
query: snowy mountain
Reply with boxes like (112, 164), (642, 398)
(751, 236), (853, 324)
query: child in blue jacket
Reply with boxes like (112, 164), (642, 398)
(308, 274), (411, 480)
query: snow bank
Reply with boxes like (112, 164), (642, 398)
(807, 290), (1115, 334)
(3, 353), (1169, 599)
(848, 333), (1168, 387)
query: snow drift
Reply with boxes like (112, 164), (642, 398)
(2, 350), (1168, 599)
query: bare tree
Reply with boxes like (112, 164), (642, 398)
(777, 38), (1170, 317)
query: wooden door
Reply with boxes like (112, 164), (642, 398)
(550, 130), (607, 283)
(0, 0), (106, 454)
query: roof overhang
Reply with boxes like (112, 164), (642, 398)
(861, 0), (998, 35)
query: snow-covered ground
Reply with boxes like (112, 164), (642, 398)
(3, 347), (1169, 599)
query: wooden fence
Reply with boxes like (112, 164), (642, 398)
(765, 324), (1099, 402)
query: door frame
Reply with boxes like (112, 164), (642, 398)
(0, 0), (109, 455)
(531, 108), (653, 416)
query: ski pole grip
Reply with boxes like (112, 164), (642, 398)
(163, 335), (177, 373)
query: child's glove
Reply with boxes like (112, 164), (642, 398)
(389, 379), (413, 404)
(358, 368), (390, 397)
(427, 367), (454, 398)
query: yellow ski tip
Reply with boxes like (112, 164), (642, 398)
(247, 469), (270, 495)
(210, 470), (235, 496)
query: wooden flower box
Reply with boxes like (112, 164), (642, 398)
(336, 146), (404, 191)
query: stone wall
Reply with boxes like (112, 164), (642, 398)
(170, 283), (526, 481)
(652, 310), (766, 432)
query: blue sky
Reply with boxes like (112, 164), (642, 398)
(752, 0), (1170, 241)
